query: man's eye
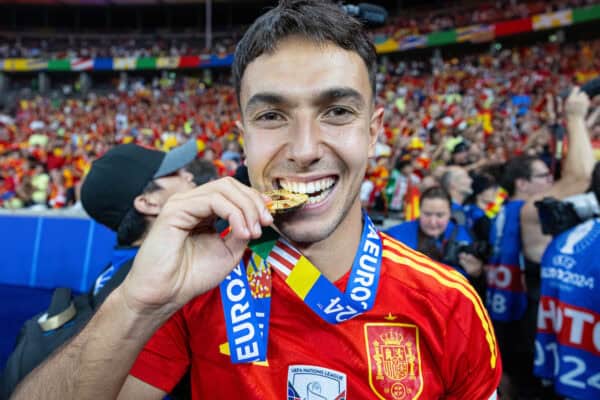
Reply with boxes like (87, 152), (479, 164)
(257, 112), (283, 121)
(324, 107), (352, 118)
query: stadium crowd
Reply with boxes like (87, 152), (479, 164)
(0, 34), (237, 59)
(2, 0), (599, 60)
(0, 75), (242, 209)
(374, 0), (599, 41)
(364, 37), (600, 212)
(2, 38), (598, 213)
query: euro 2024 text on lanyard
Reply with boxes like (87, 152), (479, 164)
(219, 210), (382, 363)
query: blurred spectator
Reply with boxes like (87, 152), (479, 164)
(385, 156), (421, 214)
(440, 165), (473, 222)
(385, 186), (486, 294)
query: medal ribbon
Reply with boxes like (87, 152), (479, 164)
(220, 210), (382, 363)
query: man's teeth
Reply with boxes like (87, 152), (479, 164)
(307, 190), (329, 204)
(279, 177), (335, 195)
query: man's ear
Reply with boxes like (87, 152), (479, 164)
(133, 192), (162, 217)
(179, 169), (194, 184)
(368, 107), (385, 158)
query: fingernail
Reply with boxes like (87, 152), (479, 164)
(263, 209), (273, 222)
(254, 222), (262, 235)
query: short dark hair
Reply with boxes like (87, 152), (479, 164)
(501, 155), (538, 197)
(184, 158), (218, 186)
(117, 160), (217, 246)
(116, 180), (162, 246)
(420, 186), (452, 208)
(232, 0), (377, 106)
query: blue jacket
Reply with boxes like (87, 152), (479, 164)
(385, 219), (472, 273)
(464, 204), (486, 231)
(486, 199), (527, 322)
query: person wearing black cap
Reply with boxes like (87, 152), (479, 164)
(82, 139), (200, 246)
(2, 140), (215, 399)
(79, 139), (215, 296)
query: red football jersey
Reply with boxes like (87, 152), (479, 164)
(130, 232), (501, 399)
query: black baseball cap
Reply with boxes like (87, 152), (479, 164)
(81, 140), (197, 231)
(452, 141), (469, 155)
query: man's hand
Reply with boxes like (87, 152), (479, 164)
(458, 252), (483, 278)
(120, 177), (274, 317)
(565, 86), (591, 119)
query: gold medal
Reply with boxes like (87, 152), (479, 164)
(264, 189), (308, 214)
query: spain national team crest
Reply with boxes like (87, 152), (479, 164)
(364, 323), (423, 400)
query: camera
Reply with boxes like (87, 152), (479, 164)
(535, 192), (600, 236)
(560, 77), (600, 99)
(341, 3), (388, 26)
(443, 240), (490, 266)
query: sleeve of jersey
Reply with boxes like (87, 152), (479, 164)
(443, 294), (502, 400)
(129, 310), (190, 393)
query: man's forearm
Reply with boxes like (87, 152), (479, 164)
(520, 112), (595, 263)
(11, 288), (169, 400)
(563, 115), (594, 181)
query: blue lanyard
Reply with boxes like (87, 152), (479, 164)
(219, 211), (382, 363)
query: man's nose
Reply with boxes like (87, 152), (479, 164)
(287, 115), (323, 168)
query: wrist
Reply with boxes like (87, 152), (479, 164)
(111, 286), (177, 335)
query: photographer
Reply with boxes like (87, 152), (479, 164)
(533, 162), (600, 400)
(385, 187), (487, 296)
(487, 84), (596, 399)
(521, 86), (596, 265)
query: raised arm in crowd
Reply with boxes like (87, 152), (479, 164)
(520, 87), (596, 263)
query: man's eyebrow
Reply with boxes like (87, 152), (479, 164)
(244, 87), (367, 114)
(245, 92), (291, 114)
(313, 87), (366, 108)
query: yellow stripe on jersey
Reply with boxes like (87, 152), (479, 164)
(382, 249), (498, 369)
(382, 235), (497, 358)
(381, 235), (498, 369)
(382, 235), (496, 343)
(383, 235), (469, 284)
(285, 256), (320, 300)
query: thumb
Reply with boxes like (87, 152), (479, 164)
(223, 234), (250, 264)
